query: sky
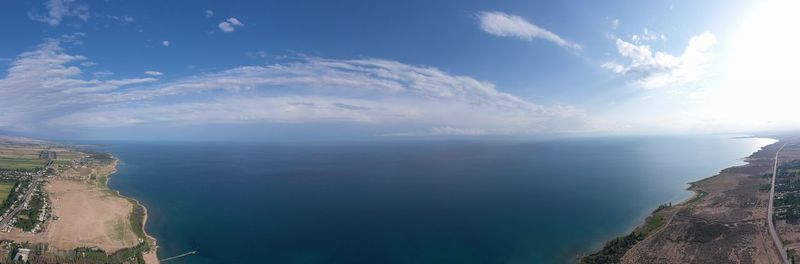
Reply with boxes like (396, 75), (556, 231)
(0, 0), (798, 141)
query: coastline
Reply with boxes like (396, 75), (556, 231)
(106, 155), (160, 264)
(581, 138), (779, 263)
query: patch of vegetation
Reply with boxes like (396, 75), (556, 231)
(0, 157), (46, 171)
(652, 202), (672, 213)
(106, 218), (127, 241)
(637, 214), (667, 237)
(86, 151), (114, 163)
(74, 242), (150, 264)
(581, 208), (670, 264)
(683, 221), (727, 242)
(687, 190), (707, 204)
(14, 188), (46, 232)
(0, 181), (22, 214)
(53, 159), (73, 166)
(129, 202), (147, 240)
(0, 182), (15, 205)
(581, 232), (644, 264)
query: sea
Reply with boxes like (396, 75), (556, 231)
(84, 135), (774, 263)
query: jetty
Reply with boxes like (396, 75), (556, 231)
(159, 250), (197, 262)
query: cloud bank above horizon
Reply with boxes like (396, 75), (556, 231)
(0, 39), (597, 137)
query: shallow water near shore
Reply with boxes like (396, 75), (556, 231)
(88, 135), (772, 263)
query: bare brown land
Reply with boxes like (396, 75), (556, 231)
(4, 178), (139, 251)
(617, 142), (784, 263)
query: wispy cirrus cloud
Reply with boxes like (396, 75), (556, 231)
(477, 11), (580, 50)
(0, 38), (597, 137)
(29, 0), (90, 26)
(602, 32), (716, 89)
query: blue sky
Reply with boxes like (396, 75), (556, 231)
(1, 0), (796, 140)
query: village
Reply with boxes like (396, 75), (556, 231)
(773, 160), (800, 221)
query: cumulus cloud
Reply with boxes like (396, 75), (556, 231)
(144, 71), (163, 76)
(205, 9), (214, 18)
(29, 0), (90, 26)
(477, 11), (580, 50)
(0, 39), (596, 136)
(218, 17), (244, 33)
(162, 40), (170, 47)
(602, 32), (716, 89)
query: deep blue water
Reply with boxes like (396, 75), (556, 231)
(91, 136), (773, 263)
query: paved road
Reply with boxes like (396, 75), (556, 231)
(768, 143), (789, 264)
(0, 161), (50, 230)
(0, 179), (40, 229)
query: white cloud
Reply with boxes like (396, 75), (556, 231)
(162, 40), (170, 47)
(477, 11), (580, 50)
(226, 17), (244, 26)
(29, 0), (90, 26)
(144, 71), (163, 76)
(603, 32), (716, 89)
(0, 39), (596, 136)
(611, 18), (620, 29)
(218, 22), (235, 32)
(631, 28), (666, 44)
(205, 9), (214, 18)
(218, 17), (244, 33)
(0, 40), (156, 130)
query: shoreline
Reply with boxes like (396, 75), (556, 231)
(105, 155), (160, 264)
(581, 137), (778, 263)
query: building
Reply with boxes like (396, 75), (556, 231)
(13, 248), (31, 262)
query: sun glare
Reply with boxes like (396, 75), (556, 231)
(712, 0), (800, 127)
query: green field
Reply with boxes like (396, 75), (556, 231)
(0, 157), (47, 170)
(0, 182), (15, 205)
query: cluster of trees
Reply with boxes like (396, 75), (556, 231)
(581, 232), (644, 264)
(86, 151), (114, 163)
(14, 189), (46, 232)
(776, 178), (800, 192)
(652, 202), (672, 213)
(128, 202), (146, 240)
(5, 242), (151, 264)
(778, 162), (800, 178)
(74, 242), (150, 264)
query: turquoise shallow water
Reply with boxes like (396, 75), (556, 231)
(89, 135), (773, 263)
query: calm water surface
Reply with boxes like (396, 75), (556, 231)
(93, 136), (773, 263)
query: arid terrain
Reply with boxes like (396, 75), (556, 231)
(4, 179), (140, 252)
(582, 139), (800, 264)
(621, 142), (781, 263)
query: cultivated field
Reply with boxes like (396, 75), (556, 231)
(0, 182), (14, 205)
(0, 157), (46, 170)
(0, 146), (49, 170)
